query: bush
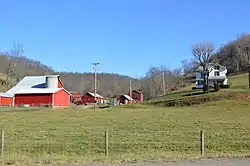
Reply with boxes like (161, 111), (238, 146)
(153, 92), (243, 107)
(203, 84), (209, 93)
(214, 84), (220, 92)
(220, 84), (230, 89)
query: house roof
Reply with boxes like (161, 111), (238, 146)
(6, 75), (61, 95)
(120, 94), (134, 100)
(196, 63), (226, 72)
(87, 92), (104, 98)
(0, 92), (13, 98)
(132, 90), (142, 94)
(14, 88), (70, 95)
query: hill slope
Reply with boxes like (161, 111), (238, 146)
(0, 55), (145, 97)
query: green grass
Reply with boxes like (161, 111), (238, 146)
(229, 73), (249, 89)
(1, 98), (250, 164)
(149, 73), (250, 104)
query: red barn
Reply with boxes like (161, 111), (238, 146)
(70, 92), (82, 103)
(127, 90), (143, 102)
(0, 93), (13, 106)
(81, 92), (104, 104)
(6, 75), (71, 108)
(117, 94), (134, 104)
(14, 88), (71, 107)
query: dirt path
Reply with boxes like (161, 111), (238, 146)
(27, 158), (250, 166)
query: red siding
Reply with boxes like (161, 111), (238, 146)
(128, 90), (143, 102)
(54, 89), (70, 107)
(14, 94), (53, 106)
(81, 93), (103, 104)
(70, 92), (82, 102)
(117, 96), (132, 104)
(58, 79), (63, 88)
(0, 97), (13, 106)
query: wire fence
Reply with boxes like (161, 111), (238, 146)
(1, 129), (249, 161)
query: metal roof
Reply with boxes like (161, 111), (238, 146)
(87, 92), (104, 98)
(122, 95), (134, 100)
(0, 92), (13, 98)
(6, 75), (60, 95)
(14, 88), (63, 94)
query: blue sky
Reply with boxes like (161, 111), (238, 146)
(0, 0), (249, 77)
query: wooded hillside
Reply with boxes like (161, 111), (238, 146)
(1, 34), (249, 99)
(0, 53), (185, 99)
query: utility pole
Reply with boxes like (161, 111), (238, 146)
(129, 79), (132, 104)
(162, 72), (166, 96)
(92, 61), (100, 109)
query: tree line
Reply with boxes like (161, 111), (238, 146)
(1, 34), (250, 99)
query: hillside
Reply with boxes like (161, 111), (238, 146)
(0, 54), (145, 96)
(146, 73), (249, 106)
(0, 54), (185, 98)
(212, 34), (250, 75)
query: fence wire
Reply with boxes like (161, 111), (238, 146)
(1, 129), (249, 160)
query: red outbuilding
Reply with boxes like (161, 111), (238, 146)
(81, 92), (104, 104)
(127, 90), (143, 102)
(0, 93), (13, 106)
(14, 88), (71, 107)
(70, 91), (82, 103)
(117, 94), (134, 104)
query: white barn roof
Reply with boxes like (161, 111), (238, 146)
(87, 92), (104, 98)
(122, 95), (134, 100)
(0, 92), (13, 98)
(6, 75), (60, 95)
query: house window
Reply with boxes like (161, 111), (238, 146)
(214, 71), (220, 76)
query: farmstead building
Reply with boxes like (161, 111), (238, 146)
(81, 92), (104, 104)
(0, 92), (13, 106)
(5, 75), (71, 107)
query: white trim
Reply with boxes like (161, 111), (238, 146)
(52, 93), (55, 107)
(12, 96), (15, 107)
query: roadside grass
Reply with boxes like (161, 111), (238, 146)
(0, 98), (250, 164)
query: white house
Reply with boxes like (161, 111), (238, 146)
(195, 63), (229, 89)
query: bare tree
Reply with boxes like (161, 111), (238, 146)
(0, 42), (23, 89)
(235, 42), (250, 88)
(192, 43), (214, 93)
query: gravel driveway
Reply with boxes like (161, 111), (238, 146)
(28, 158), (250, 166)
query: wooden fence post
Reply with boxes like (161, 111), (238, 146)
(105, 130), (109, 157)
(0, 130), (4, 158)
(200, 130), (204, 155)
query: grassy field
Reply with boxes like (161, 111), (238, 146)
(0, 73), (250, 165)
(146, 73), (250, 104)
(1, 98), (250, 164)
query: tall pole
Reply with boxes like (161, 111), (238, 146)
(129, 79), (132, 104)
(162, 72), (166, 96)
(92, 61), (100, 109)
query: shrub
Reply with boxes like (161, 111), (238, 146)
(220, 84), (230, 89)
(214, 84), (220, 92)
(203, 84), (209, 93)
(152, 91), (243, 107)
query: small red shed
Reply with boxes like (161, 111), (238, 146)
(117, 94), (134, 104)
(0, 93), (13, 106)
(70, 91), (82, 103)
(81, 92), (104, 104)
(128, 90), (143, 102)
(14, 88), (71, 107)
